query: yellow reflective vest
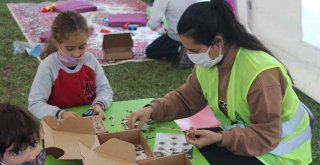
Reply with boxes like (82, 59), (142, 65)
(196, 47), (312, 165)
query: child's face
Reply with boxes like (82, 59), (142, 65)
(58, 30), (89, 58)
(1, 142), (41, 165)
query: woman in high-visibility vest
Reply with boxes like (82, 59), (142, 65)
(128, 0), (312, 164)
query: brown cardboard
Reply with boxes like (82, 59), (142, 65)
(97, 129), (154, 160)
(41, 116), (96, 160)
(79, 135), (192, 165)
(138, 154), (192, 165)
(102, 33), (133, 60)
(78, 136), (138, 165)
(84, 116), (107, 134)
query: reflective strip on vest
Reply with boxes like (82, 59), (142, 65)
(222, 101), (311, 156)
(281, 102), (306, 138)
(223, 124), (245, 130)
(270, 126), (311, 156)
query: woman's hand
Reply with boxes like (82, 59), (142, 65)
(186, 129), (222, 148)
(92, 104), (105, 120)
(127, 106), (153, 129)
(61, 111), (80, 119)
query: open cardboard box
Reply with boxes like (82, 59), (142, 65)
(41, 116), (97, 160)
(79, 129), (155, 165)
(97, 129), (154, 161)
(79, 134), (191, 165)
(102, 33), (133, 61)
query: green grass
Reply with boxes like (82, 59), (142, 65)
(0, 0), (319, 164)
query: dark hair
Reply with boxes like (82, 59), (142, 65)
(0, 103), (40, 157)
(40, 11), (89, 60)
(177, 0), (272, 55)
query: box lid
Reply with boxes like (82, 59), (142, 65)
(102, 33), (133, 49)
(41, 116), (96, 160)
(79, 136), (138, 165)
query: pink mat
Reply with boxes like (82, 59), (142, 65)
(7, 0), (160, 66)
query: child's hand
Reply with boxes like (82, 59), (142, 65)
(92, 104), (105, 120)
(185, 129), (222, 149)
(61, 111), (80, 119)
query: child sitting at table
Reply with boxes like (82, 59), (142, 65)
(0, 103), (46, 165)
(28, 11), (113, 120)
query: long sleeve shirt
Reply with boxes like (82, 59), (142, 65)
(28, 52), (113, 119)
(148, 46), (286, 156)
(148, 0), (197, 41)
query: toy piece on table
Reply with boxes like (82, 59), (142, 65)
(109, 115), (115, 126)
(41, 3), (56, 13)
(82, 108), (94, 117)
(121, 118), (129, 130)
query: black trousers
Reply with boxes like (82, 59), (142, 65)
(146, 34), (181, 59)
(199, 128), (264, 165)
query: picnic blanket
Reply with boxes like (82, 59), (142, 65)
(7, 0), (161, 65)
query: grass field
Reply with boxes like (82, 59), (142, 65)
(0, 0), (319, 164)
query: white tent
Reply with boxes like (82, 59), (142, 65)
(236, 0), (320, 103)
(202, 0), (320, 103)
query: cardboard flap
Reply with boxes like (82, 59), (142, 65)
(79, 137), (138, 165)
(103, 33), (133, 49)
(54, 117), (95, 134)
(41, 117), (56, 148)
(42, 116), (58, 128)
(95, 138), (136, 162)
(78, 134), (100, 150)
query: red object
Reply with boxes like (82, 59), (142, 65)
(48, 65), (96, 109)
(100, 29), (111, 34)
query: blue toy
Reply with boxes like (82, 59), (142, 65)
(82, 108), (94, 117)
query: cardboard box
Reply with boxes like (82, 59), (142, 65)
(97, 129), (154, 161)
(139, 154), (192, 165)
(79, 135), (191, 165)
(41, 116), (97, 160)
(102, 33), (133, 61)
(79, 136), (138, 165)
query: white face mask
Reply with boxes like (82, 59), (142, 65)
(187, 45), (223, 68)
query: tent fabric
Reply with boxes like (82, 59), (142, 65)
(236, 0), (320, 103)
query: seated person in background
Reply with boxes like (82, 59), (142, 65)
(0, 103), (46, 165)
(146, 0), (197, 68)
(28, 11), (113, 120)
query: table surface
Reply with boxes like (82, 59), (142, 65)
(45, 98), (209, 165)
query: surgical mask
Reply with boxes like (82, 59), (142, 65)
(0, 149), (46, 165)
(58, 49), (85, 67)
(187, 45), (223, 68)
